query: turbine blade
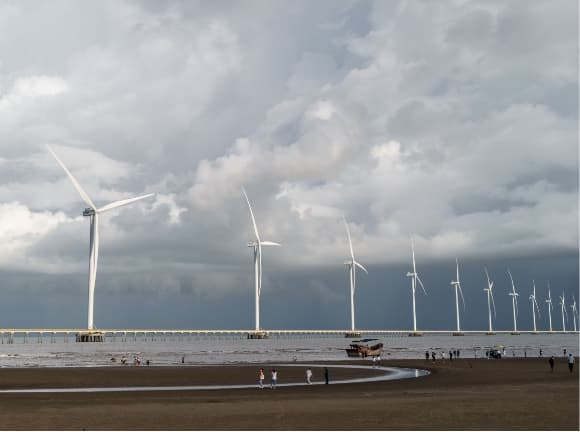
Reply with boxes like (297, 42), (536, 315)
(490, 291), (497, 318)
(455, 258), (459, 284)
(258, 244), (262, 296)
(458, 284), (466, 310)
(352, 262), (356, 294)
(411, 236), (417, 274)
(47, 145), (96, 209)
(260, 241), (281, 247)
(242, 187), (260, 241)
(484, 267), (492, 290)
(507, 269), (516, 294)
(97, 193), (155, 213)
(354, 260), (368, 274)
(343, 216), (354, 260)
(417, 275), (427, 295)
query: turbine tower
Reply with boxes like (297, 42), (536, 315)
(242, 187), (281, 337)
(559, 292), (567, 332)
(529, 280), (541, 333)
(484, 267), (497, 334)
(507, 269), (519, 334)
(48, 146), (154, 336)
(450, 258), (465, 335)
(406, 238), (427, 335)
(570, 296), (578, 332)
(546, 282), (554, 332)
(342, 216), (368, 335)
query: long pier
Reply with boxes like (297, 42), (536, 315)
(0, 328), (578, 344)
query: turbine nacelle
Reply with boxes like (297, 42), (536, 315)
(83, 208), (96, 217)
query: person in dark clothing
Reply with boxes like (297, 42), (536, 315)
(324, 367), (329, 384)
(425, 351), (429, 360)
(549, 356), (555, 372)
(449, 351), (453, 361)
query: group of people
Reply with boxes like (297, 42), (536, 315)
(549, 353), (575, 373)
(257, 367), (330, 388)
(110, 355), (149, 366)
(257, 368), (277, 389)
(425, 350), (460, 361)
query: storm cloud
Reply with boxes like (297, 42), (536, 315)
(0, 0), (577, 330)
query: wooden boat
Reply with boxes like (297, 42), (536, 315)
(345, 339), (384, 358)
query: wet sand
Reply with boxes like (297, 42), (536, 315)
(0, 357), (577, 430)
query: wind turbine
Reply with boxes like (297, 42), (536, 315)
(559, 292), (567, 332)
(546, 282), (554, 332)
(529, 280), (541, 333)
(406, 237), (427, 335)
(483, 267), (497, 334)
(450, 258), (466, 335)
(242, 187), (281, 335)
(343, 216), (368, 334)
(570, 296), (578, 332)
(507, 269), (519, 334)
(48, 146), (154, 334)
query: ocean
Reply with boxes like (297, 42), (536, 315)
(0, 333), (578, 368)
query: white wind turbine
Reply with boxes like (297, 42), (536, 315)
(507, 269), (519, 333)
(406, 238), (427, 334)
(48, 146), (154, 332)
(242, 187), (281, 333)
(546, 282), (554, 332)
(559, 292), (567, 332)
(570, 296), (578, 332)
(529, 280), (541, 333)
(484, 267), (497, 334)
(342, 216), (368, 333)
(450, 258), (466, 334)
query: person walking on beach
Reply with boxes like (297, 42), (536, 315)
(270, 369), (278, 389)
(568, 354), (575, 373)
(324, 367), (329, 385)
(258, 368), (265, 389)
(425, 351), (429, 360)
(549, 356), (555, 372)
(306, 368), (313, 384)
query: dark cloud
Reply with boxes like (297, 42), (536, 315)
(0, 1), (577, 329)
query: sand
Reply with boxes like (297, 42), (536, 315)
(0, 357), (577, 430)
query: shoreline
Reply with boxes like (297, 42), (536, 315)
(0, 358), (577, 429)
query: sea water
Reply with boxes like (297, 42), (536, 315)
(0, 333), (577, 368)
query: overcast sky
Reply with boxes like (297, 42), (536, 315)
(0, 0), (578, 331)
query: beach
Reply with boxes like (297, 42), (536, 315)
(0, 357), (577, 430)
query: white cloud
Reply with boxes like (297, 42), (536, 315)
(0, 1), (576, 301)
(0, 202), (73, 269)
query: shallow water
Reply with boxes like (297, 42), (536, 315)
(0, 364), (430, 392)
(0, 333), (577, 368)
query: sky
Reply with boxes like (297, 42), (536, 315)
(0, 0), (578, 331)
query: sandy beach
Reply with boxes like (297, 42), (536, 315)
(0, 357), (577, 430)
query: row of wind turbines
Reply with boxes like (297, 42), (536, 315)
(47, 145), (577, 336)
(242, 183), (578, 336)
